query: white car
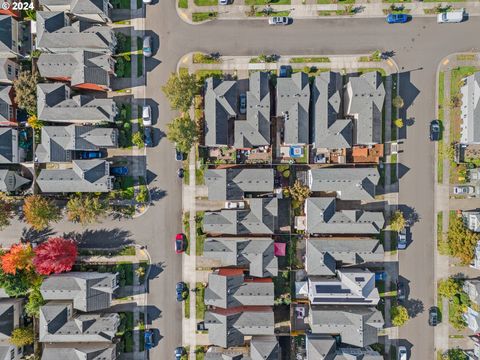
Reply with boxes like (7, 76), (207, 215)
(268, 16), (290, 25)
(453, 185), (475, 195)
(142, 105), (152, 126)
(219, 0), (228, 4)
(143, 0), (152, 3)
(397, 346), (408, 360)
(225, 201), (245, 209)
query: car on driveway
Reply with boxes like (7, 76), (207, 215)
(219, 0), (228, 4)
(143, 36), (152, 57)
(375, 271), (386, 281)
(175, 347), (186, 360)
(386, 13), (409, 24)
(110, 166), (128, 176)
(397, 228), (407, 250)
(428, 306), (439, 326)
(144, 127), (153, 147)
(453, 185), (475, 195)
(397, 280), (406, 302)
(268, 16), (290, 25)
(142, 105), (152, 126)
(397, 346), (408, 360)
(144, 329), (153, 350)
(430, 120), (441, 141)
(175, 233), (186, 254)
(176, 282), (187, 302)
(239, 93), (247, 114)
(79, 151), (103, 159)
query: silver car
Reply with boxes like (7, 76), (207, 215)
(143, 36), (152, 58)
(268, 16), (290, 25)
(239, 93), (246, 114)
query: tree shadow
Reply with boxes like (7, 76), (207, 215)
(405, 298), (424, 318)
(20, 226), (56, 244)
(149, 188), (167, 202)
(398, 204), (421, 226)
(63, 228), (133, 249)
(147, 262), (165, 280)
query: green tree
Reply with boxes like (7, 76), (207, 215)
(443, 348), (468, 360)
(25, 287), (45, 317)
(438, 278), (461, 299)
(67, 194), (107, 225)
(136, 186), (149, 203)
(27, 115), (43, 130)
(389, 210), (406, 232)
(288, 180), (312, 204)
(0, 270), (31, 297)
(394, 118), (404, 128)
(448, 215), (480, 264)
(0, 196), (13, 230)
(23, 195), (61, 231)
(166, 115), (198, 154)
(390, 305), (409, 327)
(162, 72), (201, 112)
(10, 326), (34, 347)
(392, 95), (405, 109)
(13, 71), (39, 115)
(132, 131), (144, 148)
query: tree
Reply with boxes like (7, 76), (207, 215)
(162, 72), (201, 112)
(66, 194), (107, 225)
(448, 215), (480, 264)
(135, 267), (145, 278)
(27, 114), (43, 130)
(33, 237), (77, 275)
(389, 210), (406, 232)
(0, 197), (13, 230)
(289, 180), (312, 204)
(0, 270), (31, 297)
(438, 277), (461, 299)
(166, 115), (198, 154)
(23, 195), (61, 230)
(132, 131), (144, 148)
(10, 327), (34, 347)
(13, 71), (39, 115)
(1, 244), (34, 275)
(392, 95), (405, 109)
(390, 305), (409, 327)
(394, 118), (404, 128)
(443, 348), (468, 360)
(25, 287), (45, 317)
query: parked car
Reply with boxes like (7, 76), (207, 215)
(175, 146), (184, 161)
(175, 233), (186, 254)
(386, 13), (409, 24)
(428, 306), (439, 326)
(268, 16), (290, 25)
(239, 93), (247, 114)
(430, 120), (441, 141)
(79, 151), (102, 159)
(175, 347), (186, 360)
(375, 271), (386, 281)
(110, 166), (128, 176)
(144, 127), (153, 147)
(176, 282), (187, 302)
(144, 330), (153, 350)
(143, 36), (152, 57)
(143, 0), (152, 4)
(397, 228), (407, 250)
(397, 280), (406, 302)
(219, 0), (228, 4)
(177, 168), (185, 179)
(279, 65), (291, 78)
(397, 346), (408, 360)
(437, 9), (464, 23)
(453, 185), (475, 195)
(225, 201), (245, 209)
(142, 105), (152, 126)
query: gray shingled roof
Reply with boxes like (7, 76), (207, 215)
(276, 72), (310, 145)
(204, 168), (274, 201)
(204, 198), (288, 235)
(234, 71), (270, 148)
(205, 272), (274, 309)
(306, 238), (383, 276)
(39, 302), (119, 343)
(306, 336), (382, 360)
(36, 125), (118, 163)
(460, 72), (480, 144)
(36, 12), (115, 53)
(0, 86), (12, 123)
(308, 269), (380, 305)
(37, 51), (112, 88)
(305, 198), (384, 235)
(0, 300), (17, 339)
(0, 15), (13, 55)
(41, 272), (118, 312)
(205, 310), (274, 348)
(344, 72), (385, 145)
(308, 168), (380, 201)
(0, 170), (30, 193)
(312, 72), (353, 150)
(250, 336), (279, 360)
(203, 237), (278, 278)
(464, 279), (480, 305)
(37, 83), (117, 124)
(309, 306), (384, 347)
(41, 344), (116, 360)
(204, 77), (237, 147)
(0, 127), (16, 164)
(0, 59), (17, 83)
(37, 159), (113, 193)
(205, 348), (250, 360)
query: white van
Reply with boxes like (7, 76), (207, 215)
(437, 9), (465, 23)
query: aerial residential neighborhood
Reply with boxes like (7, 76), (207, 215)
(0, 0), (480, 359)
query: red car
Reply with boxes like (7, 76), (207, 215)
(175, 233), (186, 254)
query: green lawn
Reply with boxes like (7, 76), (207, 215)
(111, 0), (130, 9)
(184, 292), (190, 319)
(437, 71), (445, 184)
(196, 283), (206, 320)
(245, 0), (290, 4)
(192, 12), (217, 22)
(289, 57), (330, 63)
(195, 69), (223, 82)
(115, 55), (132, 78)
(194, 0), (217, 4)
(137, 37), (143, 77)
(390, 154), (397, 184)
(196, 212), (205, 256)
(178, 0), (188, 7)
(137, 0), (143, 9)
(255, 10), (290, 16)
(119, 176), (135, 199)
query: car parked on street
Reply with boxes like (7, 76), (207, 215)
(268, 16), (290, 25)
(397, 280), (406, 302)
(428, 306), (439, 326)
(177, 168), (185, 179)
(144, 329), (153, 350)
(79, 151), (103, 159)
(386, 13), (409, 24)
(397, 228), (407, 250)
(430, 120), (441, 141)
(175, 347), (186, 360)
(437, 9), (465, 23)
(176, 282), (187, 302)
(453, 185), (475, 195)
(397, 346), (408, 360)
(219, 0), (228, 4)
(175, 233), (186, 254)
(110, 166), (128, 176)
(239, 93), (246, 114)
(142, 105), (152, 126)
(143, 36), (152, 57)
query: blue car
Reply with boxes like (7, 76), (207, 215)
(144, 330), (153, 350)
(386, 13), (409, 23)
(144, 127), (153, 147)
(175, 347), (185, 360)
(110, 166), (128, 176)
(375, 271), (386, 281)
(79, 151), (103, 159)
(176, 282), (187, 302)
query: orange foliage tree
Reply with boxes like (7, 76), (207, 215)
(1, 243), (34, 275)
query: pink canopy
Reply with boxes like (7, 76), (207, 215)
(274, 242), (286, 256)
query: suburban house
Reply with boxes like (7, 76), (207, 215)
(41, 344), (118, 360)
(0, 298), (24, 360)
(0, 15), (30, 58)
(463, 210), (480, 233)
(234, 71), (271, 149)
(203, 198), (289, 235)
(305, 197), (385, 235)
(460, 72), (480, 144)
(344, 72), (385, 145)
(463, 279), (480, 332)
(465, 334), (480, 360)
(306, 335), (382, 360)
(311, 72), (352, 151)
(37, 51), (115, 91)
(0, 85), (16, 124)
(37, 83), (118, 124)
(39, 0), (112, 23)
(307, 167), (380, 201)
(308, 306), (384, 347)
(36, 159), (114, 193)
(0, 169), (30, 194)
(41, 272), (119, 312)
(203, 237), (278, 278)
(36, 12), (116, 53)
(307, 269), (380, 306)
(204, 168), (274, 201)
(473, 241), (480, 270)
(204, 310), (274, 348)
(305, 238), (384, 276)
(0, 127), (18, 163)
(204, 77), (237, 147)
(276, 72), (310, 145)
(205, 336), (280, 360)
(0, 58), (19, 83)
(35, 125), (118, 163)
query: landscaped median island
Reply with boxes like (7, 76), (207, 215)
(192, 11), (218, 22)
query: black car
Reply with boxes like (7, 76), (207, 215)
(175, 347), (186, 360)
(430, 120), (441, 141)
(176, 282), (187, 302)
(397, 280), (406, 302)
(177, 168), (185, 179)
(144, 127), (153, 147)
(429, 306), (439, 326)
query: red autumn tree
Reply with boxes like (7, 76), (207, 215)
(33, 238), (78, 275)
(1, 243), (34, 275)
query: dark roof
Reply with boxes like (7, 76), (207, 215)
(0, 127), (16, 164)
(0, 170), (30, 193)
